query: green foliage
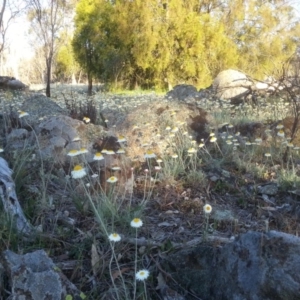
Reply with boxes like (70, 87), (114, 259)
(223, 0), (299, 79)
(71, 0), (299, 89)
(55, 33), (81, 82)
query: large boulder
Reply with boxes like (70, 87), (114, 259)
(2, 249), (81, 299)
(0, 76), (27, 90)
(20, 93), (69, 127)
(36, 115), (107, 165)
(162, 231), (300, 300)
(213, 69), (253, 100)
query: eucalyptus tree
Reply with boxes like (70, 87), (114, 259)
(28, 0), (72, 97)
(222, 0), (300, 78)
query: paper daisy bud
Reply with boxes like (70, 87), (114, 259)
(111, 166), (121, 171)
(210, 136), (217, 143)
(116, 149), (126, 154)
(187, 147), (197, 154)
(156, 158), (163, 164)
(106, 150), (115, 155)
(277, 130), (285, 138)
(203, 204), (212, 214)
(117, 136), (126, 143)
(19, 111), (29, 118)
(136, 269), (150, 281)
(130, 218), (143, 228)
(255, 138), (262, 144)
(93, 152), (104, 161)
(144, 150), (156, 159)
(109, 233), (121, 242)
(79, 147), (88, 154)
(67, 149), (79, 157)
(83, 117), (90, 124)
(107, 176), (118, 183)
(71, 165), (87, 179)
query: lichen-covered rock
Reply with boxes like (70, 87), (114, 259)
(36, 115), (106, 165)
(2, 249), (81, 300)
(213, 69), (252, 100)
(20, 93), (68, 127)
(162, 231), (300, 300)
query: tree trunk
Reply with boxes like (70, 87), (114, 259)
(71, 73), (77, 85)
(77, 70), (82, 84)
(87, 72), (93, 96)
(46, 58), (51, 97)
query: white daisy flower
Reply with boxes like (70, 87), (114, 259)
(136, 269), (149, 281)
(130, 218), (143, 228)
(109, 233), (121, 242)
(203, 204), (212, 214)
(71, 165), (87, 179)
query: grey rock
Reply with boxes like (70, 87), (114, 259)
(213, 69), (252, 100)
(258, 184), (278, 196)
(20, 93), (68, 128)
(7, 79), (27, 90)
(213, 209), (235, 222)
(162, 231), (300, 300)
(6, 129), (30, 150)
(2, 249), (81, 300)
(0, 157), (33, 235)
(0, 76), (27, 90)
(166, 84), (198, 101)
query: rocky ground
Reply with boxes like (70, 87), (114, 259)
(1, 84), (300, 299)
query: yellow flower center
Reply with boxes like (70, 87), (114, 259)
(74, 165), (83, 171)
(133, 218), (140, 223)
